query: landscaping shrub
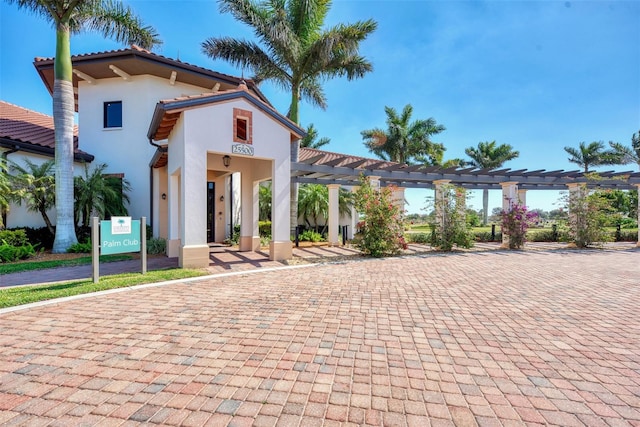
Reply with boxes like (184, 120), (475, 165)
(406, 232), (431, 244)
(428, 185), (474, 251)
(67, 239), (92, 253)
(0, 242), (36, 263)
(527, 229), (557, 242)
(300, 230), (323, 242)
(147, 237), (166, 255)
(258, 221), (272, 238)
(353, 175), (407, 257)
(0, 229), (29, 247)
(474, 231), (502, 242)
(615, 230), (637, 242)
(563, 185), (614, 248)
(8, 226), (53, 250)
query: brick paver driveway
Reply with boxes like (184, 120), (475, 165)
(1, 250), (639, 426)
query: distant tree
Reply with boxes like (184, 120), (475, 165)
(564, 141), (620, 173)
(8, 159), (56, 235)
(74, 163), (131, 228)
(301, 124), (330, 149)
(465, 141), (519, 225)
(609, 129), (640, 170)
(362, 104), (446, 165)
(8, 0), (161, 253)
(466, 209), (481, 227)
(548, 208), (568, 221)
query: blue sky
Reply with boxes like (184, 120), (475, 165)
(1, 0), (639, 214)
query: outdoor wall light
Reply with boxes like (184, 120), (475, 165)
(223, 155), (231, 168)
(219, 195), (224, 202)
(161, 193), (167, 200)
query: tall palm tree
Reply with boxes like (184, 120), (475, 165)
(8, 159), (56, 235)
(610, 130), (640, 170)
(74, 163), (131, 228)
(301, 124), (330, 149)
(465, 141), (519, 225)
(362, 104), (446, 165)
(202, 0), (376, 230)
(564, 141), (620, 173)
(298, 184), (352, 232)
(8, 0), (160, 253)
(0, 158), (11, 229)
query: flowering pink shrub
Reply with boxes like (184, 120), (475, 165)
(500, 202), (538, 249)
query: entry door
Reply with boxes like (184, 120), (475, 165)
(207, 182), (215, 242)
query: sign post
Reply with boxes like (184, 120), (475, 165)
(92, 216), (147, 283)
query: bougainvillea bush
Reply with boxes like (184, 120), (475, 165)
(353, 175), (407, 257)
(500, 202), (538, 249)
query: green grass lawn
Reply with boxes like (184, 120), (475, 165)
(0, 268), (207, 309)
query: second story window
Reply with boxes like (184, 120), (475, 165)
(104, 101), (122, 128)
(233, 108), (252, 144)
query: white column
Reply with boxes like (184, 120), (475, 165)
(518, 189), (527, 207)
(635, 184), (640, 247)
(369, 176), (381, 190)
(167, 173), (181, 258)
(456, 187), (466, 220)
(328, 184), (340, 246)
(392, 187), (406, 213)
(433, 180), (451, 229)
(500, 182), (519, 247)
(270, 156), (292, 260)
(240, 170), (260, 251)
(349, 186), (359, 239)
(180, 148), (209, 267)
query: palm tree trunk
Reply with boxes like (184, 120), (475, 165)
(289, 85), (301, 232)
(52, 25), (79, 253)
(482, 188), (489, 226)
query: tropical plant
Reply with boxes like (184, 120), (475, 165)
(500, 202), (538, 249)
(562, 184), (614, 248)
(202, 0), (376, 230)
(353, 175), (406, 257)
(8, 0), (160, 253)
(609, 129), (640, 170)
(563, 141), (620, 173)
(74, 163), (131, 227)
(259, 181), (272, 221)
(428, 185), (474, 251)
(464, 141), (519, 225)
(298, 184), (353, 232)
(7, 159), (56, 235)
(0, 158), (10, 228)
(301, 124), (330, 149)
(362, 104), (446, 165)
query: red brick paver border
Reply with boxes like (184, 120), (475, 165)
(1, 249), (639, 426)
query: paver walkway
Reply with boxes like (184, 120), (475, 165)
(1, 249), (639, 426)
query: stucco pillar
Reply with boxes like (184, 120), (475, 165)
(392, 187), (406, 213)
(240, 171), (260, 251)
(369, 176), (380, 190)
(635, 184), (640, 247)
(500, 182), (519, 247)
(433, 180), (451, 229)
(349, 186), (359, 239)
(167, 173), (181, 258)
(518, 188), (527, 207)
(270, 156), (292, 260)
(327, 184), (340, 246)
(180, 151), (210, 268)
(456, 187), (466, 220)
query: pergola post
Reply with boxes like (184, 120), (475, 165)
(327, 184), (340, 246)
(500, 182), (519, 247)
(635, 184), (640, 247)
(433, 180), (452, 229)
(240, 172), (260, 251)
(350, 186), (359, 239)
(518, 188), (527, 207)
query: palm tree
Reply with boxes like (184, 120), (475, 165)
(465, 141), (519, 225)
(8, 159), (56, 235)
(563, 141), (620, 173)
(0, 158), (11, 229)
(74, 163), (131, 228)
(610, 130), (640, 170)
(202, 0), (376, 230)
(298, 184), (352, 232)
(8, 0), (160, 253)
(259, 181), (272, 221)
(362, 104), (446, 165)
(301, 124), (330, 149)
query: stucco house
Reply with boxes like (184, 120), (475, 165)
(3, 45), (308, 267)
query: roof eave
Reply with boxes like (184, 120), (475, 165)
(0, 137), (94, 162)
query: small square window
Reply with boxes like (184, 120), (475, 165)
(104, 101), (122, 128)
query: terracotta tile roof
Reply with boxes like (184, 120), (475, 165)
(0, 101), (93, 160)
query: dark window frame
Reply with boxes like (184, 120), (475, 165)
(103, 101), (122, 128)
